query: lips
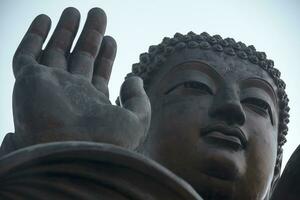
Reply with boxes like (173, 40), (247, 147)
(201, 124), (247, 150)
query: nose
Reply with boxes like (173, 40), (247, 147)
(209, 87), (246, 126)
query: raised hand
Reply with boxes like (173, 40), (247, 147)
(8, 7), (151, 151)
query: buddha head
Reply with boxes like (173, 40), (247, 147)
(125, 32), (290, 199)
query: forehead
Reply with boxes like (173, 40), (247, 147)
(147, 48), (277, 94)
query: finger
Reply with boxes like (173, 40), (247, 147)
(69, 7), (107, 80)
(13, 14), (51, 77)
(92, 36), (117, 97)
(41, 7), (80, 69)
(119, 76), (151, 132)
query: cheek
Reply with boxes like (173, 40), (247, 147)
(243, 113), (278, 195)
(246, 117), (277, 168)
(153, 95), (211, 131)
(147, 97), (211, 164)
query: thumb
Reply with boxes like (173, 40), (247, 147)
(119, 76), (151, 133)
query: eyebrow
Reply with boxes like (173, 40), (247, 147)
(166, 60), (224, 84)
(174, 60), (222, 78)
(164, 70), (216, 94)
(160, 60), (222, 91)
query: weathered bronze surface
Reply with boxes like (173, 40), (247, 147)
(0, 7), (298, 200)
(0, 142), (202, 199)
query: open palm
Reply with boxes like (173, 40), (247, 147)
(11, 7), (151, 151)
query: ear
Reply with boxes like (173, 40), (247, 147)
(264, 148), (282, 200)
(269, 145), (300, 200)
(272, 152), (283, 191)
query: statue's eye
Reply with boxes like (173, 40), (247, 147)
(183, 81), (213, 94)
(165, 81), (213, 95)
(242, 97), (273, 123)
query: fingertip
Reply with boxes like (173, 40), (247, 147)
(126, 75), (143, 86)
(56, 7), (80, 34)
(120, 76), (145, 103)
(30, 14), (52, 37)
(35, 13), (51, 21)
(101, 36), (117, 58)
(87, 7), (107, 32)
(88, 7), (107, 22)
(33, 14), (51, 26)
(103, 36), (117, 48)
(119, 75), (151, 126)
(89, 7), (107, 17)
(62, 7), (81, 19)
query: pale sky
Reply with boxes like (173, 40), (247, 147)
(0, 0), (299, 169)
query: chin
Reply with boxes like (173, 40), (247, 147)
(179, 146), (247, 199)
(184, 171), (238, 200)
(197, 140), (246, 178)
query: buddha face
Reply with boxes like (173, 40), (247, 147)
(142, 48), (279, 199)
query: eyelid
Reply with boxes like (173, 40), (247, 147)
(162, 69), (216, 94)
(240, 87), (276, 114)
(164, 80), (213, 95)
(240, 79), (277, 107)
(241, 97), (270, 110)
(241, 97), (274, 124)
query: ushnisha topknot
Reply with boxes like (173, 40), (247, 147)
(122, 31), (289, 174)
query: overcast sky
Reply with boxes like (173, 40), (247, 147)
(0, 0), (299, 169)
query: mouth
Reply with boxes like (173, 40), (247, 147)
(201, 124), (247, 150)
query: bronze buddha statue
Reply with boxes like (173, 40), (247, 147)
(0, 7), (298, 200)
